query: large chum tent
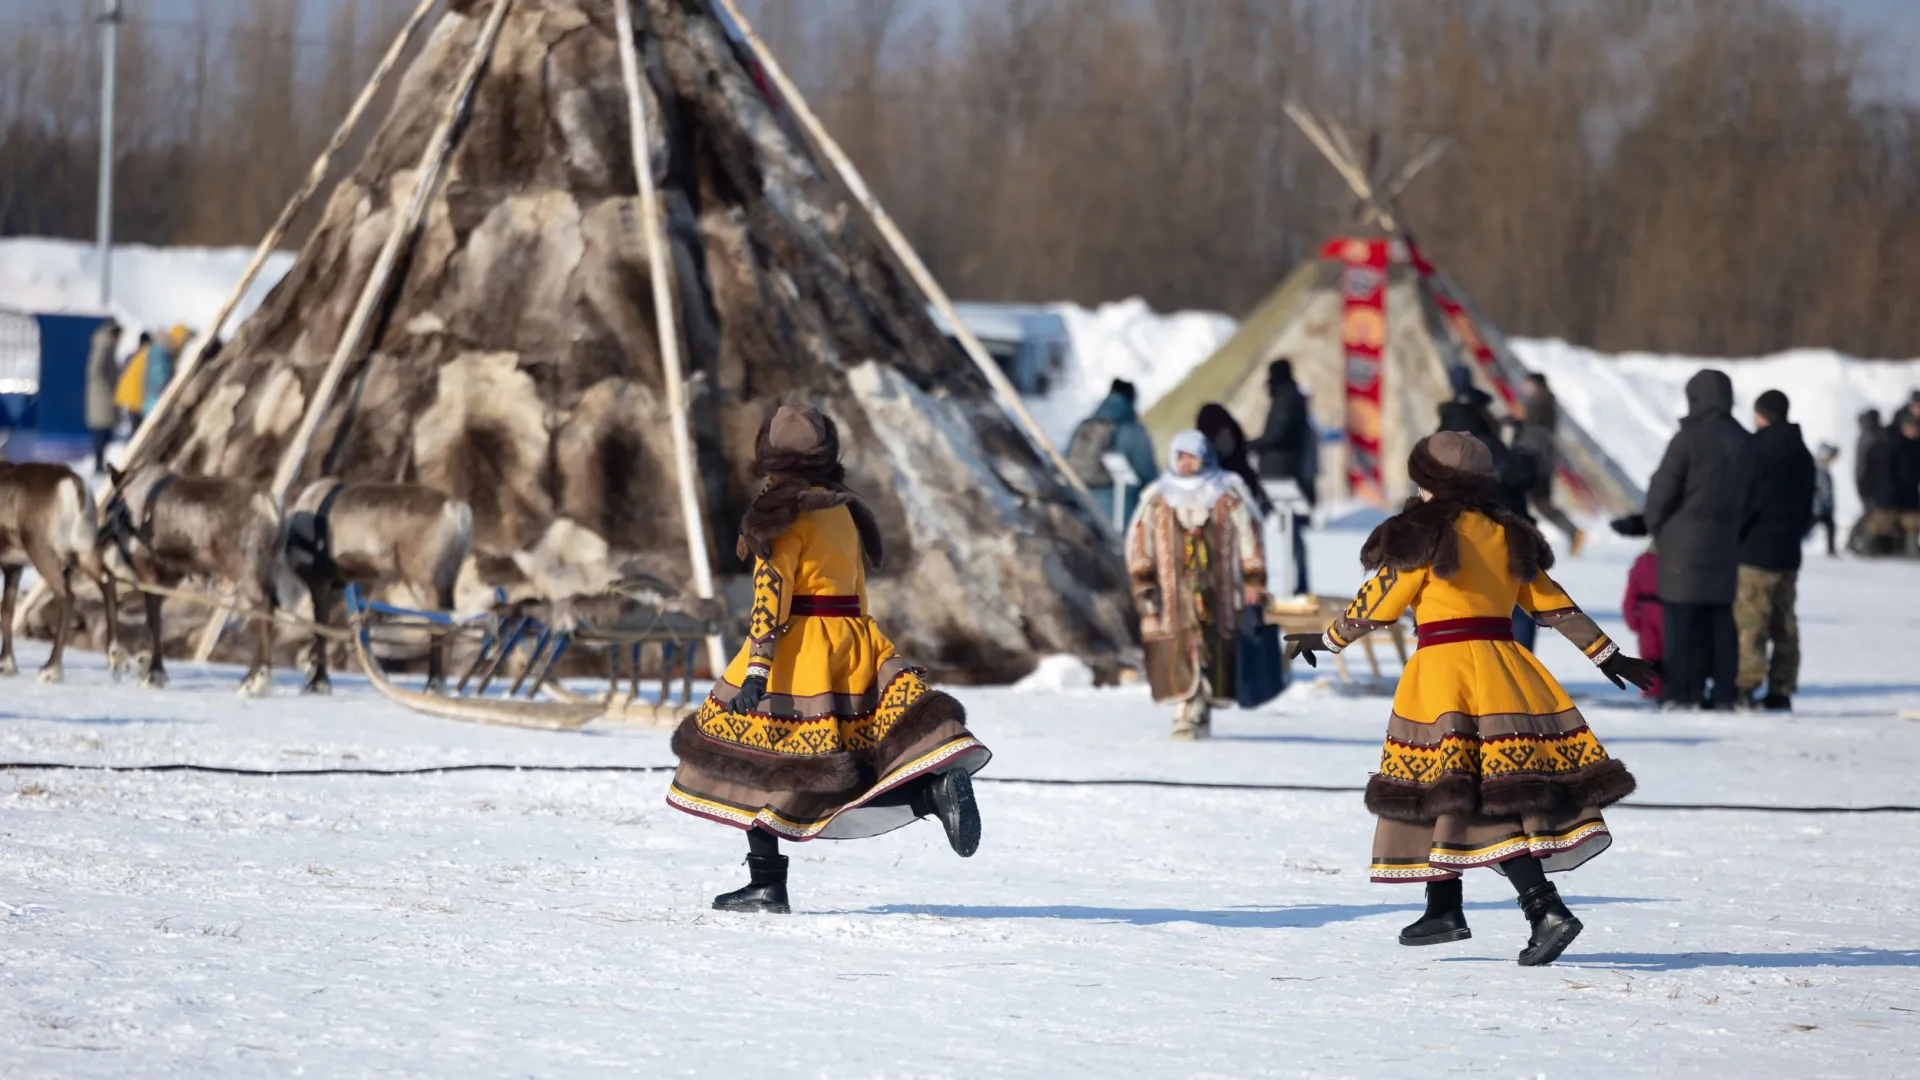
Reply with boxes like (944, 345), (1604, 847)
(39, 0), (1136, 683)
(1144, 107), (1642, 516)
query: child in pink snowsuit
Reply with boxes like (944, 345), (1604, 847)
(1615, 517), (1663, 700)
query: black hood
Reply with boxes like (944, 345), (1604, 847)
(1684, 369), (1734, 418)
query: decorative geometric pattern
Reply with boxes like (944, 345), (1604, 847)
(693, 668), (931, 757)
(1377, 725), (1610, 785)
(1370, 819), (1611, 881)
(747, 560), (785, 647)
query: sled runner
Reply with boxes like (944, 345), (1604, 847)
(343, 582), (722, 731)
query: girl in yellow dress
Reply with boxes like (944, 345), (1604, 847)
(1288, 431), (1656, 966)
(667, 404), (991, 913)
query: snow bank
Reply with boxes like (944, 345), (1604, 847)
(1512, 338), (1920, 528)
(6, 236), (1917, 531)
(1036, 292), (1920, 530)
(1031, 298), (1237, 446)
(0, 237), (294, 349)
(1011, 653), (1096, 693)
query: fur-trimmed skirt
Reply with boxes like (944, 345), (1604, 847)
(1365, 643), (1634, 883)
(666, 630), (990, 841)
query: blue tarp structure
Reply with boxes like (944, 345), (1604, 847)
(0, 311), (106, 462)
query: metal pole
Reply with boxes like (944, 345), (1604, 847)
(96, 0), (122, 308)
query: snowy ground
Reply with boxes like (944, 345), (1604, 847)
(4, 527), (1918, 1078)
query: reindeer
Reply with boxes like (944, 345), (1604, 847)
(0, 458), (122, 683)
(103, 464), (285, 696)
(286, 479), (473, 695)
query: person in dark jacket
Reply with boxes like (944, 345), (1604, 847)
(1734, 390), (1815, 710)
(1248, 359), (1316, 593)
(1885, 412), (1920, 555)
(1515, 373), (1585, 554)
(1066, 379), (1159, 530)
(1250, 359), (1313, 496)
(1643, 369), (1751, 709)
(1854, 409), (1887, 509)
(1435, 370), (1544, 649)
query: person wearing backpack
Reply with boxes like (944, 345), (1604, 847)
(1067, 379), (1158, 529)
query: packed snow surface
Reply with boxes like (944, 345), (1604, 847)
(3, 527), (1917, 1077)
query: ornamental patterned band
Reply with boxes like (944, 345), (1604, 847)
(1322, 236), (1389, 506)
(1377, 723), (1612, 787)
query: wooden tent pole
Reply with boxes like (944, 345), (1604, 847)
(126, 0), (442, 477)
(1283, 104), (1393, 231)
(22, 0), (443, 654)
(613, 0), (727, 668)
(710, 0), (1114, 536)
(194, 0), (508, 663)
(267, 0), (512, 508)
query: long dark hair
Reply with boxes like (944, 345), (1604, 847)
(1196, 403), (1272, 515)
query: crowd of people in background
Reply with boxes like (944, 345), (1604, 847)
(1070, 355), (1894, 727)
(1614, 374), (1831, 712)
(1852, 392), (1920, 556)
(1069, 359), (1319, 738)
(81, 320), (211, 473)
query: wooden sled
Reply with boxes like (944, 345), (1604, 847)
(1264, 594), (1411, 681)
(343, 584), (719, 731)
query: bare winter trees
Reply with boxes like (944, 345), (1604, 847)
(3, 0), (1918, 358)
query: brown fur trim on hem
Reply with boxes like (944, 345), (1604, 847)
(668, 714), (863, 795)
(1360, 497), (1555, 582)
(1366, 774), (1479, 823)
(868, 689), (967, 766)
(1479, 759), (1637, 817)
(1366, 760), (1635, 823)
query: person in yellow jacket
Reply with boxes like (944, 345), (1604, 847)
(1288, 431), (1656, 966)
(667, 403), (991, 914)
(114, 332), (152, 430)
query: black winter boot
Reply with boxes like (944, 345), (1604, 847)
(1399, 877), (1471, 946)
(1514, 882), (1582, 966)
(924, 769), (981, 858)
(713, 852), (790, 914)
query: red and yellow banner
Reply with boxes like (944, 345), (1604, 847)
(1323, 237), (1389, 506)
(1407, 239), (1600, 512)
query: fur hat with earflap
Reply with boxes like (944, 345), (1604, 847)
(737, 402), (884, 569)
(1360, 432), (1553, 582)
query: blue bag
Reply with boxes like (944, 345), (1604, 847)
(1236, 606), (1286, 708)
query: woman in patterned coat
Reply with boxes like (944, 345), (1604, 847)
(1126, 429), (1268, 740)
(667, 404), (991, 913)
(1288, 432), (1656, 966)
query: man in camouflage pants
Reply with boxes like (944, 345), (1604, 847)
(1735, 391), (1815, 710)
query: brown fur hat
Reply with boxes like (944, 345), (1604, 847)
(1360, 433), (1554, 582)
(1361, 494), (1554, 582)
(752, 404), (842, 482)
(1407, 431), (1497, 502)
(738, 403), (884, 569)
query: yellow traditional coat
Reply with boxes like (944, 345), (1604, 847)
(1325, 510), (1635, 883)
(667, 501), (989, 840)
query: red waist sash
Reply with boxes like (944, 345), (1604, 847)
(790, 594), (863, 618)
(1415, 616), (1515, 648)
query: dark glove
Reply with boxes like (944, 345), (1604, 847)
(1599, 651), (1658, 691)
(1284, 632), (1331, 668)
(731, 662), (770, 713)
(1609, 514), (1649, 538)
